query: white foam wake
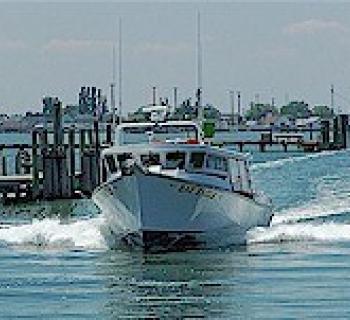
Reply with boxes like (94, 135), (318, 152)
(251, 150), (341, 171)
(0, 216), (107, 250)
(247, 222), (350, 244)
(271, 198), (350, 225)
(248, 192), (350, 245)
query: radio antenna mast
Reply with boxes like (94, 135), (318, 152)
(118, 17), (123, 124)
(197, 11), (203, 123)
(111, 44), (116, 132)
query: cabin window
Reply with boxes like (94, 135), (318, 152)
(141, 153), (160, 166)
(105, 155), (118, 173)
(206, 154), (228, 172)
(165, 152), (186, 169)
(189, 152), (205, 169)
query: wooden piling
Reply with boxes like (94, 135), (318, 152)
(282, 141), (288, 152)
(333, 117), (339, 146)
(259, 142), (266, 152)
(0, 148), (7, 176)
(68, 127), (75, 196)
(339, 114), (348, 149)
(94, 120), (100, 183)
(15, 149), (22, 174)
(321, 120), (330, 146)
(53, 99), (63, 147)
(88, 129), (93, 147)
(106, 124), (112, 145)
(309, 123), (313, 141)
(32, 130), (40, 199)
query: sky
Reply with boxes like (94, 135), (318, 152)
(1, 1), (350, 115)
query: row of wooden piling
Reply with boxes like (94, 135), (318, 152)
(0, 97), (113, 202)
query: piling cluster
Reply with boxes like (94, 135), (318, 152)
(0, 98), (112, 203)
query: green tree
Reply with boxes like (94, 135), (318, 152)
(312, 105), (334, 119)
(280, 101), (311, 118)
(245, 103), (278, 121)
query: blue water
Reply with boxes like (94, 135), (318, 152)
(1, 134), (350, 318)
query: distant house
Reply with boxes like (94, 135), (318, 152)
(259, 112), (279, 127)
(219, 113), (241, 129)
(274, 115), (296, 129)
(127, 106), (151, 122)
(245, 120), (258, 127)
(295, 116), (321, 129)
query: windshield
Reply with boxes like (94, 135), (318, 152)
(119, 124), (198, 145)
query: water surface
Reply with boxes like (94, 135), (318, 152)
(1, 137), (350, 318)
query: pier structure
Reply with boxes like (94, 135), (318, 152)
(0, 97), (113, 203)
(212, 115), (349, 152)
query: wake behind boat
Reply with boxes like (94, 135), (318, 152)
(92, 119), (273, 250)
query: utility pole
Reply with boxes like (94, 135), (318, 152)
(173, 87), (178, 113)
(255, 93), (260, 104)
(152, 86), (157, 106)
(237, 91), (241, 125)
(331, 84), (335, 113)
(229, 90), (234, 128)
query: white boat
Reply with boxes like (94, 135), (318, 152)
(93, 120), (273, 250)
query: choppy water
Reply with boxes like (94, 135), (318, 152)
(2, 140), (350, 317)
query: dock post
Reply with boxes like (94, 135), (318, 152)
(309, 123), (313, 141)
(80, 129), (86, 154)
(94, 120), (99, 149)
(106, 123), (112, 145)
(321, 120), (330, 148)
(53, 98), (63, 147)
(0, 148), (7, 176)
(259, 142), (266, 152)
(93, 120), (100, 184)
(68, 126), (75, 196)
(333, 116), (339, 147)
(32, 129), (40, 199)
(15, 148), (22, 174)
(339, 114), (348, 149)
(282, 141), (288, 152)
(40, 128), (48, 147)
(41, 128), (48, 170)
(88, 129), (93, 147)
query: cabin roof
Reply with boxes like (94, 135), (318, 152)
(117, 120), (199, 129)
(102, 143), (248, 160)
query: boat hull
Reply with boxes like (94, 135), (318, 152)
(93, 168), (272, 250)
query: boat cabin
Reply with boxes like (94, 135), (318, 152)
(115, 121), (201, 146)
(101, 144), (253, 196)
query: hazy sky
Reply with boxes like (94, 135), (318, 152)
(1, 1), (350, 115)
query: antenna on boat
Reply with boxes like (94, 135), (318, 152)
(196, 11), (203, 124)
(111, 43), (116, 133)
(118, 17), (123, 124)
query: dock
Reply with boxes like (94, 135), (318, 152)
(211, 139), (321, 152)
(0, 98), (113, 203)
(0, 97), (348, 203)
(212, 116), (349, 153)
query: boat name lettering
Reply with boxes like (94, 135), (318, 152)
(177, 183), (217, 199)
